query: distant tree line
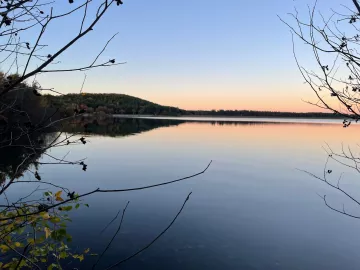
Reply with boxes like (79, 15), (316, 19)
(187, 109), (342, 118)
(45, 93), (344, 119)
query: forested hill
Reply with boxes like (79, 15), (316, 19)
(45, 93), (187, 116)
(45, 93), (343, 118)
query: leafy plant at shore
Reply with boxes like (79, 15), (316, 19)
(0, 190), (91, 269)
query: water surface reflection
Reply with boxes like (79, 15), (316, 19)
(5, 117), (360, 270)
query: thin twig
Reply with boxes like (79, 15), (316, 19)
(104, 192), (192, 270)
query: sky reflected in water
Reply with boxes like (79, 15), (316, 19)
(6, 118), (360, 270)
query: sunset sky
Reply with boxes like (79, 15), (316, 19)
(37, 0), (346, 112)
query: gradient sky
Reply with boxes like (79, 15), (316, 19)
(34, 0), (347, 112)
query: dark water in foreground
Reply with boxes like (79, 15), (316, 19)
(7, 117), (360, 269)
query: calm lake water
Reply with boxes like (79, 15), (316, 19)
(6, 117), (360, 269)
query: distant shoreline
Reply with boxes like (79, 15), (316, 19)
(111, 114), (344, 120)
(108, 115), (346, 125)
(46, 93), (347, 120)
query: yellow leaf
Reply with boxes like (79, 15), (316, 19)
(55, 190), (62, 198)
(56, 196), (64, 202)
(14, 242), (21, 247)
(44, 227), (52, 239)
(0, 244), (9, 252)
(41, 212), (50, 220)
(84, 248), (90, 254)
(55, 190), (64, 201)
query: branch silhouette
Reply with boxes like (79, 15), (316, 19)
(104, 192), (193, 270)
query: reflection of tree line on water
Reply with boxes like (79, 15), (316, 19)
(65, 116), (341, 137)
(0, 132), (50, 184)
(64, 117), (185, 137)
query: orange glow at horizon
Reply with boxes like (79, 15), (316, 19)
(140, 92), (328, 113)
(82, 79), (336, 113)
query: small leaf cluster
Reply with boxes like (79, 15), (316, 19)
(0, 190), (92, 269)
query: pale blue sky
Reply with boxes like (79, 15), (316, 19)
(29, 0), (346, 111)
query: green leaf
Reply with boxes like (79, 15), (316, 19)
(50, 217), (61, 223)
(27, 239), (35, 245)
(60, 222), (67, 228)
(58, 228), (67, 235)
(73, 254), (84, 262)
(3, 261), (14, 268)
(19, 259), (27, 268)
(59, 251), (67, 259)
(35, 235), (45, 244)
(48, 263), (58, 270)
(61, 206), (72, 211)
(75, 203), (80, 209)
(66, 235), (72, 243)
(85, 204), (89, 207)
(16, 227), (25, 234)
